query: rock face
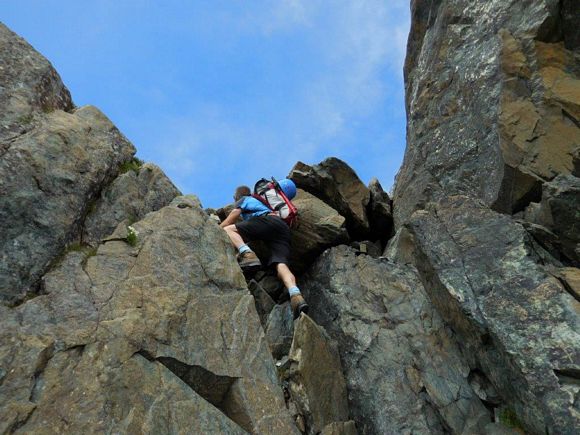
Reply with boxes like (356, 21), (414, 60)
(265, 302), (294, 360)
(367, 177), (394, 246)
(289, 158), (371, 239)
(388, 3), (580, 432)
(0, 24), (73, 148)
(289, 189), (349, 273)
(394, 0), (580, 227)
(82, 162), (181, 246)
(0, 196), (298, 434)
(3, 1), (580, 433)
(301, 246), (491, 434)
(0, 23), (135, 305)
(407, 196), (580, 434)
(0, 104), (135, 305)
(0, 24), (179, 307)
(525, 174), (580, 266)
(286, 315), (350, 434)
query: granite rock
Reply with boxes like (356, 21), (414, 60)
(0, 106), (135, 305)
(289, 158), (371, 239)
(301, 246), (490, 435)
(407, 195), (580, 434)
(0, 23), (73, 148)
(82, 162), (181, 246)
(367, 177), (393, 245)
(265, 302), (294, 360)
(0, 196), (298, 434)
(394, 0), (580, 227)
(289, 189), (349, 273)
(286, 314), (350, 435)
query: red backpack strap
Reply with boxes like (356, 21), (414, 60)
(271, 185), (298, 228)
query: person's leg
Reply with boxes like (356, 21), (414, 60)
(276, 263), (296, 289)
(224, 224), (261, 269)
(276, 263), (308, 318)
(223, 224), (246, 249)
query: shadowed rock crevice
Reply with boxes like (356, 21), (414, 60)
(553, 368), (580, 386)
(156, 356), (239, 411)
(153, 355), (261, 432)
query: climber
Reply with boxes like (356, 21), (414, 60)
(219, 180), (308, 319)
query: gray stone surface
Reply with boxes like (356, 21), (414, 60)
(394, 0), (580, 227)
(367, 177), (393, 245)
(0, 23), (73, 148)
(301, 246), (490, 435)
(82, 162), (180, 245)
(0, 196), (298, 434)
(248, 279), (277, 328)
(289, 158), (371, 239)
(0, 106), (135, 305)
(289, 189), (349, 273)
(321, 421), (358, 435)
(286, 314), (350, 435)
(0, 23), (137, 305)
(265, 302), (294, 360)
(532, 174), (580, 266)
(407, 195), (580, 434)
(383, 227), (416, 265)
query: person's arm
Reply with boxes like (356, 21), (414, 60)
(220, 208), (242, 228)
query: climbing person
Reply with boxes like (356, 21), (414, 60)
(219, 179), (308, 319)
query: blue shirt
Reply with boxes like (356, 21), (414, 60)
(235, 196), (271, 220)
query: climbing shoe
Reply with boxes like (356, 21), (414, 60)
(290, 294), (309, 319)
(238, 251), (262, 271)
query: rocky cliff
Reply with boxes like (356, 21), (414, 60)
(389, 1), (580, 434)
(1, 0), (579, 433)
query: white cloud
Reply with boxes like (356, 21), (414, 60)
(284, 0), (409, 148)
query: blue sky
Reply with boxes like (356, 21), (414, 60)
(4, 1), (410, 208)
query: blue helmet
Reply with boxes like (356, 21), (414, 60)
(279, 178), (297, 200)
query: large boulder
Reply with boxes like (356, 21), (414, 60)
(0, 23), (73, 148)
(0, 106), (135, 305)
(394, 0), (580, 227)
(407, 195), (580, 434)
(289, 189), (349, 273)
(301, 245), (491, 434)
(0, 196), (299, 434)
(0, 24), (137, 305)
(289, 158), (371, 239)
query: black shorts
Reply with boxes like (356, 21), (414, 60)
(235, 215), (291, 266)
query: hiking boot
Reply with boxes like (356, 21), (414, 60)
(238, 251), (262, 271)
(290, 294), (309, 319)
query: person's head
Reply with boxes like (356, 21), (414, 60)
(234, 185), (251, 201)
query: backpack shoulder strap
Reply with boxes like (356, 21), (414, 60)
(251, 193), (273, 210)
